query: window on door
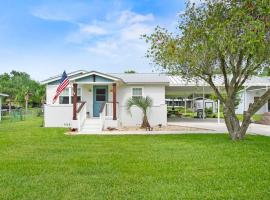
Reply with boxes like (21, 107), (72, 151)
(96, 88), (106, 101)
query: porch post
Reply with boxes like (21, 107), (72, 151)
(73, 83), (78, 120)
(112, 83), (117, 120)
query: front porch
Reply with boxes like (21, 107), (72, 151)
(71, 72), (119, 132)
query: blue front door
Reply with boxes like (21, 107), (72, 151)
(93, 86), (108, 117)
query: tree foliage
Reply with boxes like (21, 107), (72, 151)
(144, 0), (270, 140)
(0, 71), (45, 107)
(124, 70), (136, 74)
(126, 96), (153, 128)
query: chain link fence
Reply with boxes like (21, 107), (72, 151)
(1, 107), (43, 122)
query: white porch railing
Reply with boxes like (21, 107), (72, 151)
(100, 102), (118, 130)
(77, 102), (87, 131)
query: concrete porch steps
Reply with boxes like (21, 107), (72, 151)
(80, 118), (101, 133)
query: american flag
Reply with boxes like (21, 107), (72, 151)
(52, 71), (70, 104)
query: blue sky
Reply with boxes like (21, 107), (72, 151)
(0, 0), (195, 81)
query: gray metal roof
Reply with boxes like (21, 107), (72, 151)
(109, 73), (170, 84)
(41, 70), (270, 87)
(168, 75), (270, 87)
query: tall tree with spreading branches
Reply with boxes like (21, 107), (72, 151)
(144, 0), (270, 140)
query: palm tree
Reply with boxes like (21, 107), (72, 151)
(126, 96), (153, 128)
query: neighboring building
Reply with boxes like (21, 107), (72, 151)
(42, 71), (270, 132)
(0, 93), (8, 121)
(235, 77), (270, 114)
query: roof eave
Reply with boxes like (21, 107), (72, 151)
(69, 71), (125, 83)
(41, 70), (88, 85)
(125, 82), (170, 85)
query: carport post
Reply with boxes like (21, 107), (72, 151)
(202, 85), (205, 119)
(217, 99), (220, 124)
(192, 92), (195, 118)
(184, 98), (187, 115)
(266, 85), (268, 112)
(243, 86), (246, 112)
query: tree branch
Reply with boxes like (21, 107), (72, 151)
(218, 50), (229, 93)
(205, 75), (225, 103)
(247, 89), (270, 116)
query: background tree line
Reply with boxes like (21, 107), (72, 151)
(0, 71), (45, 108)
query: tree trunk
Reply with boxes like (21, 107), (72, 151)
(141, 115), (150, 128)
(223, 104), (252, 140)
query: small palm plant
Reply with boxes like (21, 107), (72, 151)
(126, 96), (153, 128)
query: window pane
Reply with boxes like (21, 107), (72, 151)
(96, 95), (105, 101)
(60, 88), (69, 96)
(96, 89), (106, 95)
(132, 88), (142, 96)
(59, 96), (69, 104)
(77, 88), (81, 96)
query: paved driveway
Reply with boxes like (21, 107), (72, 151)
(168, 118), (270, 137)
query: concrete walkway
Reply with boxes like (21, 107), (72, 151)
(72, 120), (270, 136)
(72, 117), (270, 136)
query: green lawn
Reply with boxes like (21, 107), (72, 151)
(0, 118), (270, 199)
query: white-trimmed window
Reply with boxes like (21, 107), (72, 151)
(59, 88), (70, 104)
(132, 88), (143, 99)
(59, 88), (82, 104)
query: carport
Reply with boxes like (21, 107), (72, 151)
(165, 76), (270, 124)
(165, 76), (224, 124)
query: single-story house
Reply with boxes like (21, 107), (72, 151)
(0, 93), (8, 121)
(41, 71), (270, 132)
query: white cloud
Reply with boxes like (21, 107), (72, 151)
(121, 23), (153, 41)
(79, 24), (107, 35)
(63, 10), (156, 70)
(31, 2), (91, 22)
(117, 10), (154, 25)
(86, 40), (119, 57)
(66, 10), (155, 56)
